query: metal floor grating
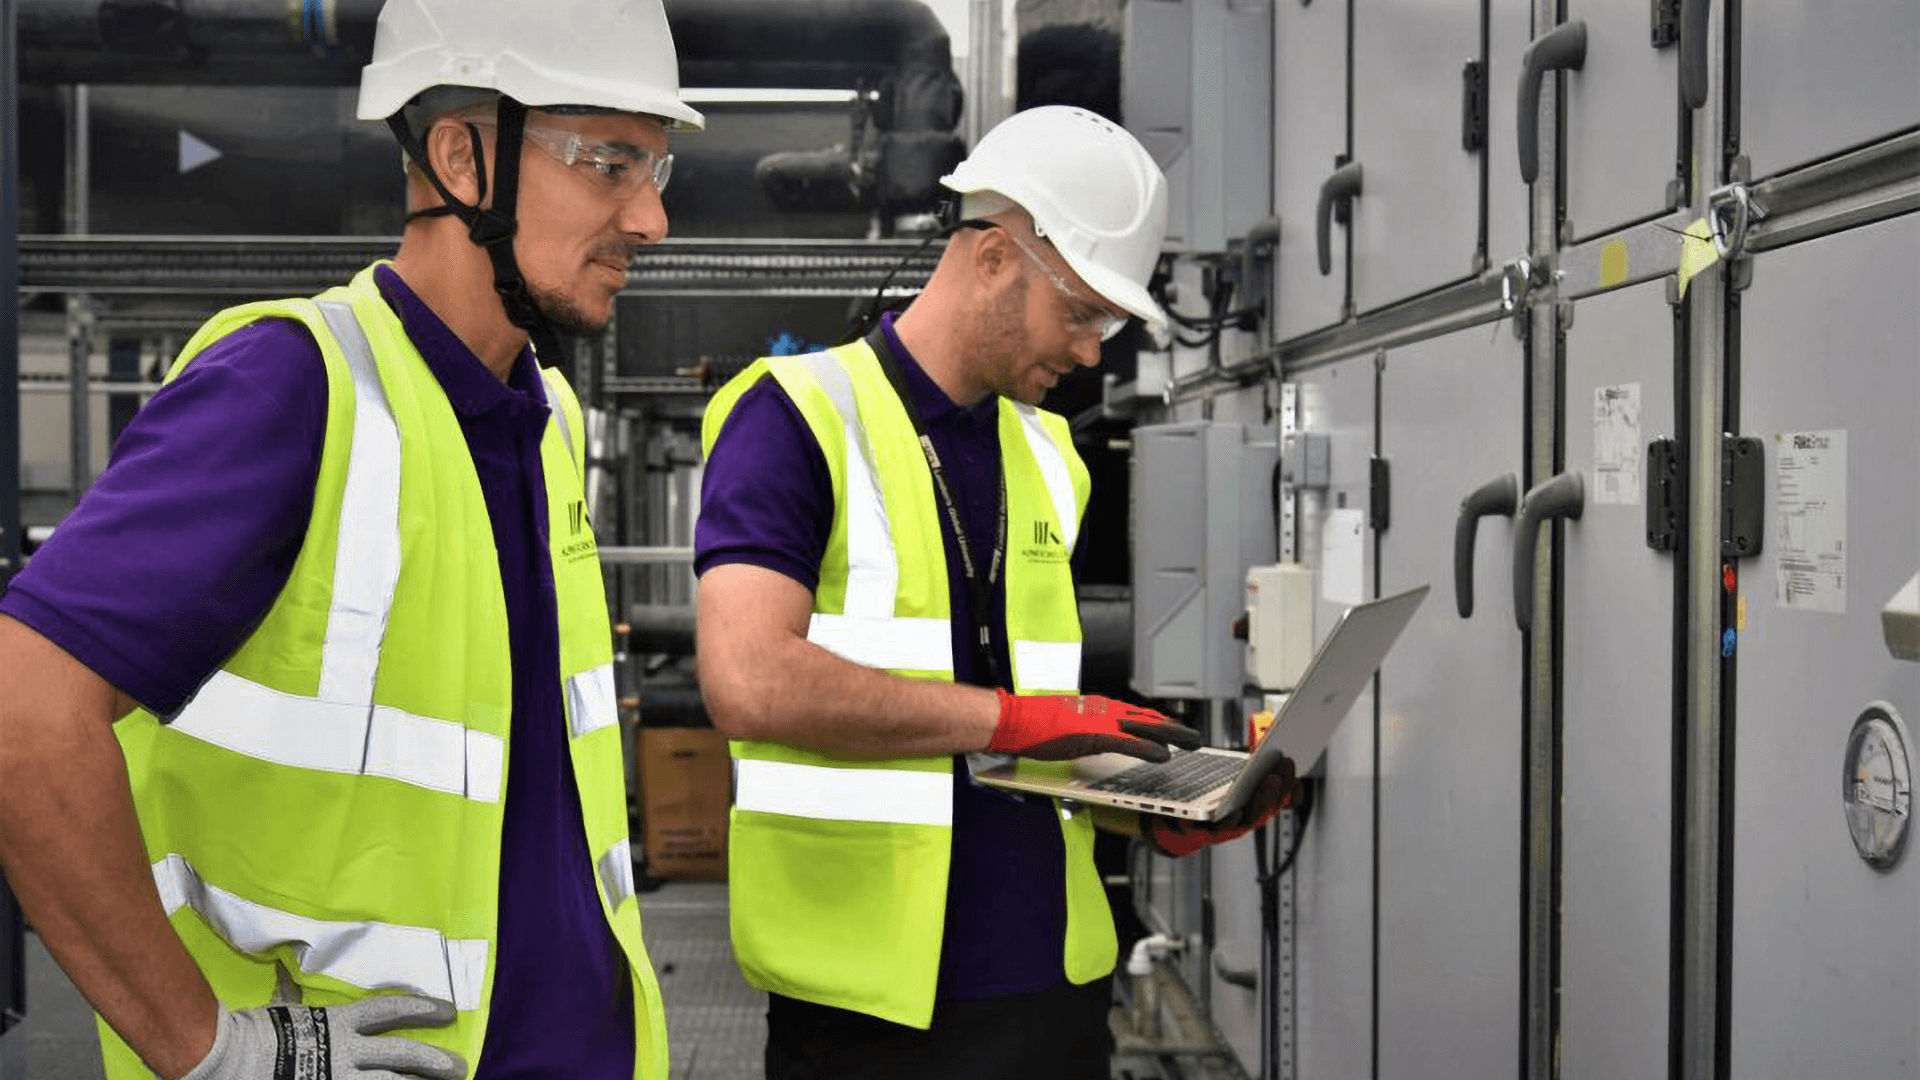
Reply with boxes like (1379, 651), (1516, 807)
(640, 881), (769, 1080)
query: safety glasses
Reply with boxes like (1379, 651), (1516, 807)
(473, 120), (673, 197)
(1001, 227), (1130, 342)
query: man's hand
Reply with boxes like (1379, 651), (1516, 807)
(180, 995), (464, 1080)
(990, 692), (1202, 762)
(1146, 761), (1301, 858)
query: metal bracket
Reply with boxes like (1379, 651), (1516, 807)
(1666, 176), (1687, 211)
(1556, 300), (1576, 332)
(1461, 60), (1489, 154)
(1281, 432), (1331, 490)
(1651, 0), (1682, 47)
(1370, 456), (1391, 532)
(1645, 437), (1682, 551)
(1722, 436), (1764, 560)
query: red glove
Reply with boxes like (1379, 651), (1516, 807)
(990, 691), (1202, 762)
(1146, 761), (1301, 858)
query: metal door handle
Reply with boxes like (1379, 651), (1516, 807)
(1513, 471), (1584, 631)
(1454, 473), (1519, 618)
(1517, 19), (1587, 184)
(1315, 161), (1363, 276)
(1681, 0), (1710, 109)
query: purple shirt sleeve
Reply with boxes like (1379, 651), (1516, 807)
(693, 376), (832, 592)
(0, 319), (327, 715)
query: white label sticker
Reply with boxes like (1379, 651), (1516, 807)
(1321, 508), (1366, 607)
(1773, 429), (1847, 614)
(1593, 383), (1642, 506)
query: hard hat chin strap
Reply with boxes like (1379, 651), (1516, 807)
(387, 96), (568, 368)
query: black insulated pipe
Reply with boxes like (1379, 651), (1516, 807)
(1454, 473), (1518, 619)
(1516, 19), (1586, 184)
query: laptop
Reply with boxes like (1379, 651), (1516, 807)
(973, 585), (1429, 822)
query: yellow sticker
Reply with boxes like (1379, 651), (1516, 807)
(1676, 218), (1719, 299)
(1599, 239), (1630, 288)
(1736, 595), (1747, 632)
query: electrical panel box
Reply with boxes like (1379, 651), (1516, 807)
(1246, 563), (1314, 690)
(1122, 0), (1274, 252)
(1131, 421), (1279, 698)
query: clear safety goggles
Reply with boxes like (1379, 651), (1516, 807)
(1001, 226), (1130, 342)
(474, 120), (673, 197)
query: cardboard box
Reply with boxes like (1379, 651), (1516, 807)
(638, 727), (732, 881)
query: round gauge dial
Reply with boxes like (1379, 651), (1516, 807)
(1842, 703), (1911, 869)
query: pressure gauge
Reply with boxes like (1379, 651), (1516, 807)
(1841, 703), (1911, 869)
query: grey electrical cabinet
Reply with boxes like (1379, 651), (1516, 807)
(1131, 421), (1278, 699)
(1123, 0), (1274, 253)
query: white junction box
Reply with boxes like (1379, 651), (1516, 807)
(1246, 563), (1314, 691)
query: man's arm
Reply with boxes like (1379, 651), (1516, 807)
(695, 563), (1000, 754)
(0, 615), (219, 1078)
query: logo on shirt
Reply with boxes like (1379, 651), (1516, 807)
(559, 498), (597, 564)
(1020, 519), (1068, 565)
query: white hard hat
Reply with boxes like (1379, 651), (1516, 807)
(941, 106), (1168, 337)
(356, 0), (705, 130)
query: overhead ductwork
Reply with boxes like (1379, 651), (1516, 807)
(17, 0), (966, 214)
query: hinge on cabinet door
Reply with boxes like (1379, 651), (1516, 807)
(1369, 456), (1391, 532)
(1651, 0), (1682, 47)
(1461, 60), (1488, 153)
(1722, 436), (1764, 559)
(1646, 438), (1682, 551)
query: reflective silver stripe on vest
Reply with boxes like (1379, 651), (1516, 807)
(171, 302), (505, 803)
(596, 840), (636, 909)
(565, 662), (619, 738)
(540, 368), (580, 471)
(799, 353), (897, 620)
(313, 301), (403, 705)
(806, 613), (953, 674)
(170, 671), (507, 802)
(734, 758), (952, 826)
(1013, 403), (1079, 552)
(152, 854), (489, 1010)
(1011, 640), (1082, 693)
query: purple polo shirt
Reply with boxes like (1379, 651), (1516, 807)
(0, 265), (633, 1076)
(695, 312), (1070, 1001)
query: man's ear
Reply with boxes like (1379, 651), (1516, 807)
(422, 119), (488, 208)
(970, 226), (1018, 289)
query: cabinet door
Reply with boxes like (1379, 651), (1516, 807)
(1375, 325), (1526, 1079)
(1351, 0), (1484, 312)
(1559, 279), (1680, 1079)
(1742, 0), (1920, 179)
(1729, 216), (1920, 1078)
(1291, 356), (1377, 1079)
(1273, 0), (1352, 341)
(1562, 0), (1681, 238)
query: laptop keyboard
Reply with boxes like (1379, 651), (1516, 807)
(1086, 751), (1242, 802)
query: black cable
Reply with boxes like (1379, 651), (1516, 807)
(838, 217), (996, 345)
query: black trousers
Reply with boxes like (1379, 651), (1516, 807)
(764, 977), (1115, 1080)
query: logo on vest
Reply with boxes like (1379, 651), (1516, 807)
(1020, 519), (1068, 564)
(559, 498), (598, 564)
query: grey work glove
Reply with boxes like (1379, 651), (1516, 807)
(180, 994), (466, 1080)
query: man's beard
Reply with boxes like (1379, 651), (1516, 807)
(529, 282), (612, 336)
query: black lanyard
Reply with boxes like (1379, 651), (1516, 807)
(864, 328), (1008, 685)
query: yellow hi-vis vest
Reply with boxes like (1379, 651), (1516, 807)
(700, 339), (1116, 1029)
(99, 264), (667, 1078)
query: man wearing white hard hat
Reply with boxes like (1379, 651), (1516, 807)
(0, 0), (699, 1076)
(694, 105), (1300, 1078)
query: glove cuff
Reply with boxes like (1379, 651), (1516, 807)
(176, 1008), (236, 1080)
